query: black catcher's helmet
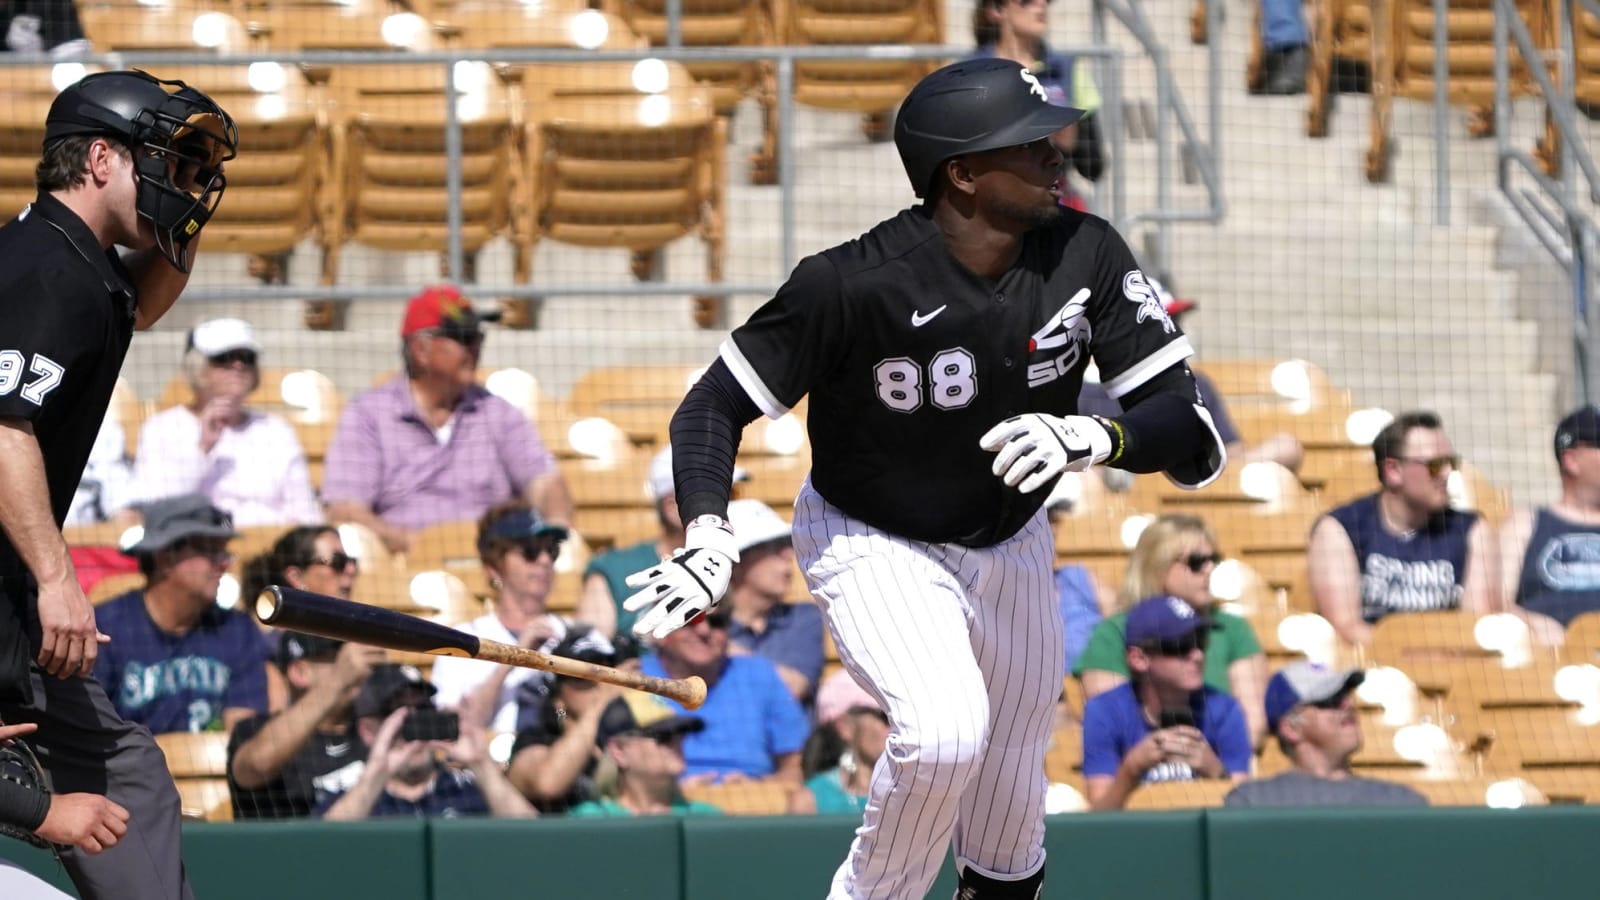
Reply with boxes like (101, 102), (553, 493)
(45, 69), (237, 272)
(894, 58), (1084, 199)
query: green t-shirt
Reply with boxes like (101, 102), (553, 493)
(805, 769), (869, 815)
(583, 541), (662, 636)
(567, 798), (723, 818)
(1070, 609), (1262, 694)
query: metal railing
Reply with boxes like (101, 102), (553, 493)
(11, 43), (1137, 306)
(1493, 0), (1600, 402)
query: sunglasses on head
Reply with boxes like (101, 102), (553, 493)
(1399, 455), (1460, 478)
(1179, 552), (1224, 573)
(1142, 629), (1209, 658)
(515, 536), (563, 561)
(306, 551), (359, 573)
(208, 349), (257, 368)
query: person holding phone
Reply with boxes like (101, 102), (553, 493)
(315, 664), (534, 820)
(1081, 596), (1252, 810)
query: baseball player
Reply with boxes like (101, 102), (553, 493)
(625, 58), (1225, 899)
(0, 70), (235, 900)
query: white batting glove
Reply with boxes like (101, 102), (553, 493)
(623, 515), (741, 640)
(979, 414), (1114, 494)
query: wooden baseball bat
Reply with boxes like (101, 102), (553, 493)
(255, 586), (707, 709)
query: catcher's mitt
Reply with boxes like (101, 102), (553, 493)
(0, 733), (54, 850)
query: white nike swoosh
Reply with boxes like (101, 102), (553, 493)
(911, 306), (947, 327)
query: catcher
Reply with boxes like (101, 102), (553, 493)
(1, 718), (128, 897)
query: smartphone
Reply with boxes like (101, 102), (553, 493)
(400, 708), (460, 743)
(1158, 709), (1197, 730)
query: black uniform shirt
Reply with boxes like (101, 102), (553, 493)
(227, 713), (368, 819)
(721, 207), (1193, 546)
(0, 193), (135, 701)
(0, 192), (136, 573)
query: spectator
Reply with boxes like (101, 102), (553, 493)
(639, 608), (808, 786)
(226, 632), (385, 819)
(322, 285), (573, 553)
(1082, 596), (1252, 810)
(1500, 406), (1600, 646)
(789, 670), (888, 815)
(128, 318), (322, 528)
(1254, 0), (1310, 95)
(1073, 514), (1268, 744)
(567, 700), (719, 818)
(430, 502), (573, 733)
(92, 494), (269, 734)
(1308, 411), (1497, 645)
(1225, 663), (1425, 807)
(970, 0), (1103, 212)
(1043, 484), (1114, 671)
(239, 524), (361, 712)
(0, 719), (128, 898)
(65, 413), (131, 526)
(0, 0), (92, 58)
(721, 499), (824, 704)
(316, 664), (535, 820)
(505, 629), (625, 813)
(1077, 280), (1303, 475)
(577, 445), (746, 639)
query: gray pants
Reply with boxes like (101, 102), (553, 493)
(0, 665), (192, 900)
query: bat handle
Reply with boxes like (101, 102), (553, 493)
(478, 641), (709, 710)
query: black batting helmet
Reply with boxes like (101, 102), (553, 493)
(45, 69), (237, 273)
(894, 58), (1085, 199)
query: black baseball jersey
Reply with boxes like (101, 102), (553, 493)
(721, 207), (1193, 547)
(0, 192), (136, 574)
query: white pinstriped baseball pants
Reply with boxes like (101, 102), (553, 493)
(792, 478), (1065, 900)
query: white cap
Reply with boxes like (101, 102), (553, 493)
(646, 445), (749, 501)
(188, 318), (260, 357)
(726, 498), (791, 554)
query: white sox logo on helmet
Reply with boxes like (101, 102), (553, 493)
(1019, 68), (1048, 102)
(1025, 287), (1091, 388)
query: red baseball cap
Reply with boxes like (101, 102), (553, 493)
(400, 285), (500, 339)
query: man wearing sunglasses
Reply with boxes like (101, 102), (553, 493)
(91, 494), (269, 735)
(127, 317), (321, 528)
(322, 286), (574, 554)
(1081, 596), (1251, 811)
(1225, 663), (1424, 808)
(1308, 411), (1495, 645)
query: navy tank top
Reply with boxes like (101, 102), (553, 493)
(1327, 494), (1477, 624)
(1516, 508), (1600, 626)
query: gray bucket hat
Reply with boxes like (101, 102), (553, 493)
(120, 493), (236, 556)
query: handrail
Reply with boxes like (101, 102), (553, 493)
(1093, 0), (1225, 277)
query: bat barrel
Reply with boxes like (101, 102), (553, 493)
(256, 586), (482, 657)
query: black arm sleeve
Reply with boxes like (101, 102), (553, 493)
(1069, 114), (1104, 183)
(0, 775), (49, 833)
(1102, 364), (1213, 473)
(668, 358), (764, 522)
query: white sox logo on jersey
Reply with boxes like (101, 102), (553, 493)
(1026, 287), (1091, 388)
(1123, 270), (1175, 334)
(1019, 68), (1048, 102)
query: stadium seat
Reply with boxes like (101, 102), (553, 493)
(1043, 721), (1082, 785)
(1363, 0), (1552, 182)
(1306, 0), (1374, 137)
(1200, 358), (1347, 411)
(156, 730), (234, 821)
(407, 569), (486, 625)
(567, 364), (708, 445)
(752, 0), (944, 184)
(110, 376), (146, 458)
(79, 6), (253, 54)
(321, 63), (519, 288)
(600, 0), (770, 116)
(517, 61), (728, 328)
(1453, 706), (1600, 774)
(1123, 778), (1233, 810)
(1399, 657), (1574, 712)
(149, 64), (327, 285)
(1563, 610), (1600, 664)
(0, 65), (101, 219)
(1402, 775), (1547, 807)
(1368, 610), (1541, 668)
(1446, 461), (1512, 526)
(680, 779), (794, 815)
(88, 572), (147, 606)
(437, 9), (647, 84)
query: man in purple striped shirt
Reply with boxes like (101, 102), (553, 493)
(322, 286), (573, 552)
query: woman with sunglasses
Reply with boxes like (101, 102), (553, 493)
(428, 502), (574, 735)
(127, 317), (321, 528)
(241, 524), (365, 712)
(1072, 514), (1268, 745)
(970, 0), (1104, 212)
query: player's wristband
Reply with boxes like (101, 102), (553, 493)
(684, 514), (741, 562)
(1092, 415), (1126, 465)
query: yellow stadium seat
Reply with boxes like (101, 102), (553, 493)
(79, 6), (253, 53)
(1123, 778), (1233, 811)
(681, 779), (794, 815)
(1305, 0), (1374, 136)
(438, 9), (646, 84)
(1403, 775), (1547, 808)
(568, 364), (709, 445)
(1563, 610), (1600, 664)
(601, 0), (770, 116)
(1369, 610), (1543, 669)
(0, 65), (103, 220)
(89, 572), (147, 606)
(156, 730), (230, 778)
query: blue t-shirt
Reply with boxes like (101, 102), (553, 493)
(1056, 564), (1101, 672)
(725, 602), (825, 696)
(313, 765), (489, 818)
(1327, 494), (1476, 624)
(1516, 508), (1600, 626)
(92, 591), (269, 733)
(1081, 684), (1252, 782)
(638, 653), (809, 780)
